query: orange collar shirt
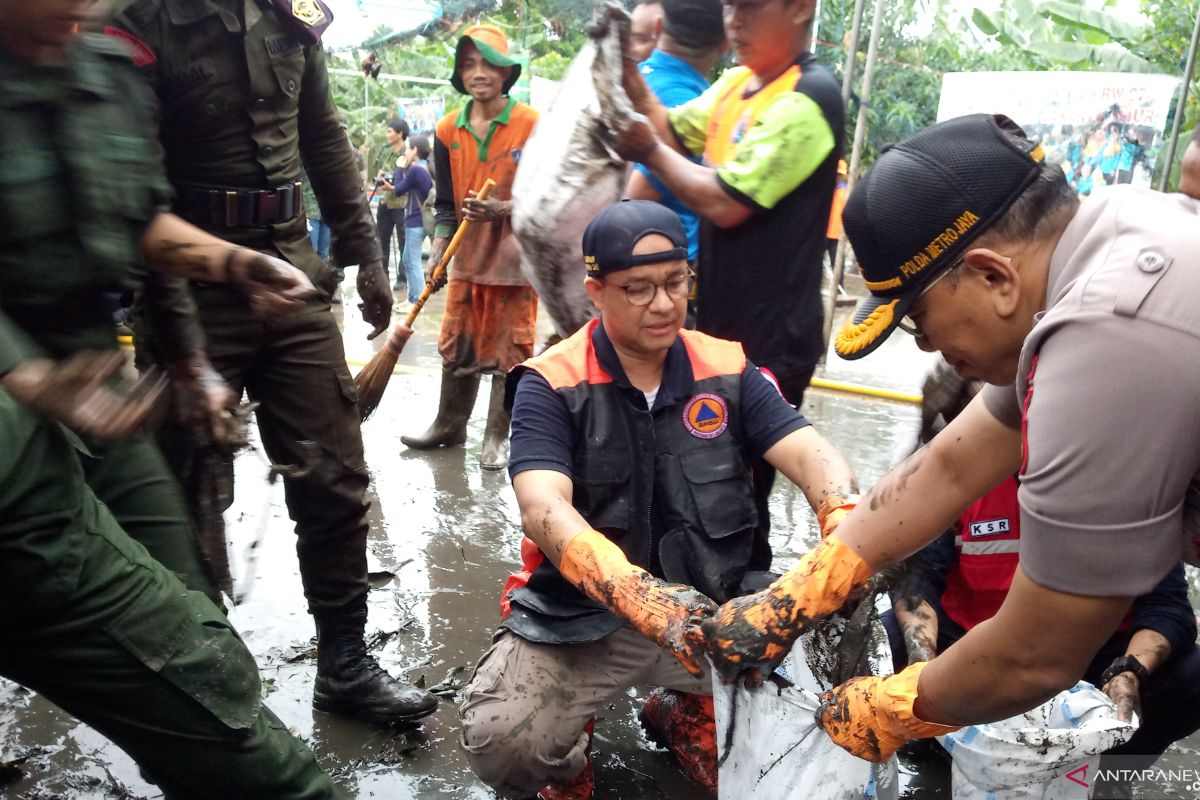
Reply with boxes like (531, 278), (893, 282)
(432, 97), (538, 285)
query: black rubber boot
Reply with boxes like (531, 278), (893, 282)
(313, 610), (438, 726)
(480, 375), (510, 471)
(401, 369), (480, 450)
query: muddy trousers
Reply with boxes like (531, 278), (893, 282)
(157, 298), (371, 617)
(459, 626), (711, 797)
(82, 432), (220, 605)
(0, 496), (342, 800)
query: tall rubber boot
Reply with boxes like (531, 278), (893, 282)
(640, 689), (718, 796)
(480, 374), (511, 471)
(538, 719), (595, 800)
(401, 369), (480, 450)
(313, 609), (439, 726)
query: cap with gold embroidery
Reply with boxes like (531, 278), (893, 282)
(835, 114), (1046, 360)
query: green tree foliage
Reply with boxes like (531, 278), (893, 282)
(820, 0), (1197, 187)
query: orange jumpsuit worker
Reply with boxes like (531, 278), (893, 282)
(401, 25), (539, 471)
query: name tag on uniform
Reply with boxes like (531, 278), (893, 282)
(969, 518), (1011, 537)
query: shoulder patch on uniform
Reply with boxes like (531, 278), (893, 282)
(291, 0), (328, 26)
(103, 25), (157, 67)
(682, 393), (728, 439)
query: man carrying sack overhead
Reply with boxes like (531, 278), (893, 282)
(700, 113), (1200, 764)
(401, 25), (539, 471)
(458, 200), (859, 799)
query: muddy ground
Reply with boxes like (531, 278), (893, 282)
(2, 274), (1197, 798)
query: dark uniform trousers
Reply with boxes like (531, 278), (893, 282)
(0, 395), (341, 799)
(158, 292), (371, 616)
(108, 0), (385, 619)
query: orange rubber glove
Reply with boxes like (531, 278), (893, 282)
(817, 493), (858, 540)
(559, 530), (717, 676)
(701, 534), (873, 682)
(817, 662), (960, 762)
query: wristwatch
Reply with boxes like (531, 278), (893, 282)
(1100, 654), (1149, 686)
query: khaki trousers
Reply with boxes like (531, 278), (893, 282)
(459, 625), (711, 797)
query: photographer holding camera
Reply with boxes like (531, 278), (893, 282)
(376, 117), (411, 292)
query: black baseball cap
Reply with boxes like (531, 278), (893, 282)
(662, 0), (725, 49)
(834, 114), (1046, 360)
(582, 200), (688, 277)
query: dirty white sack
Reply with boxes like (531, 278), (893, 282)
(938, 681), (1137, 799)
(713, 613), (901, 800)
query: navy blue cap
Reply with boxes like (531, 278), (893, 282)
(582, 200), (688, 276)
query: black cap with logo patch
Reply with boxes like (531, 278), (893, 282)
(835, 114), (1046, 360)
(582, 200), (688, 277)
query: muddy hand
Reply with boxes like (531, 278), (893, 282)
(2, 352), (167, 439)
(615, 113), (659, 163)
(559, 529), (717, 677)
(816, 663), (959, 763)
(169, 358), (236, 446)
(425, 236), (449, 292)
(1102, 671), (1141, 723)
(702, 534), (875, 684)
(356, 259), (393, 339)
(228, 249), (319, 317)
(462, 190), (511, 223)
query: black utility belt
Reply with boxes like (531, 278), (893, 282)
(175, 180), (302, 228)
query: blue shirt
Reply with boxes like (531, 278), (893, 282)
(509, 321), (809, 478)
(391, 160), (432, 229)
(633, 50), (710, 261)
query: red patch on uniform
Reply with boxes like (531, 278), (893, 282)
(103, 26), (157, 67)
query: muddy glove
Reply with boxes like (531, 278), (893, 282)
(816, 662), (959, 762)
(817, 493), (858, 540)
(227, 248), (319, 317)
(356, 258), (393, 340)
(559, 529), (716, 677)
(2, 352), (166, 439)
(424, 236), (450, 292)
(702, 534), (873, 683)
(167, 357), (236, 446)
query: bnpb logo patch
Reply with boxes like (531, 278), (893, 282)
(682, 393), (728, 439)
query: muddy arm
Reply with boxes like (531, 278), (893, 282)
(834, 394), (1019, 572)
(762, 425), (858, 520)
(512, 470), (590, 565)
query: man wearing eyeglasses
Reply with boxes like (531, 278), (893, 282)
(458, 200), (858, 799)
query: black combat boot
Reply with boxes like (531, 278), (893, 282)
(401, 369), (480, 450)
(313, 609), (438, 726)
(480, 374), (511, 471)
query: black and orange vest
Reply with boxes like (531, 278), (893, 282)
(499, 320), (773, 645)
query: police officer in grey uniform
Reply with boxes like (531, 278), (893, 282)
(708, 112), (1200, 762)
(106, 0), (437, 725)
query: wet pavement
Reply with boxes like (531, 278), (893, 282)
(2, 271), (1198, 798)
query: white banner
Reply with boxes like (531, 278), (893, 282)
(937, 71), (1178, 192)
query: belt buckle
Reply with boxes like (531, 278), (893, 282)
(258, 189), (280, 224)
(224, 190), (239, 228)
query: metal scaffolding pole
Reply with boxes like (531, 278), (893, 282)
(1157, 1), (1200, 192)
(821, 0), (885, 356)
(840, 0), (866, 107)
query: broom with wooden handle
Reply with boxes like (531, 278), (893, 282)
(355, 178), (495, 421)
